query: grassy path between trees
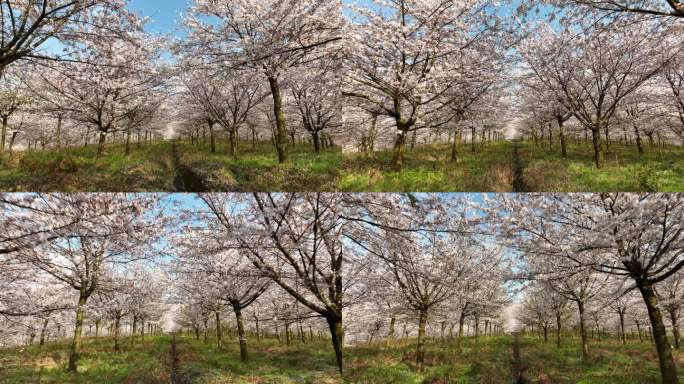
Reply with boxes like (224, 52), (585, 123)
(0, 139), (682, 192)
(2, 334), (682, 383)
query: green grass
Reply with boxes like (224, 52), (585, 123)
(518, 141), (684, 192)
(518, 336), (680, 384)
(0, 336), (171, 383)
(1, 138), (683, 191)
(0, 142), (176, 192)
(0, 334), (681, 383)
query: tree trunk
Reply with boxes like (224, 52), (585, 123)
(68, 293), (88, 372)
(312, 131), (321, 154)
(669, 310), (680, 350)
(203, 316), (208, 345)
(39, 318), (49, 347)
(0, 116), (8, 156)
(268, 76), (289, 163)
(326, 315), (344, 375)
(634, 124), (644, 154)
(114, 313), (121, 352)
(56, 115), (63, 149)
(457, 311), (466, 349)
(391, 131), (407, 171)
(638, 282), (678, 384)
(386, 317), (396, 347)
(416, 309), (427, 372)
(451, 128), (459, 161)
(367, 116), (377, 155)
(125, 125), (132, 155)
(234, 306), (248, 362)
(558, 120), (567, 158)
(471, 126), (477, 153)
(577, 300), (589, 362)
(229, 127), (238, 158)
(556, 311), (562, 349)
(97, 131), (107, 159)
(209, 123), (216, 153)
(591, 126), (604, 169)
(131, 315), (138, 344)
(619, 311), (626, 345)
(255, 318), (261, 342)
(285, 323), (291, 346)
(215, 310), (222, 349)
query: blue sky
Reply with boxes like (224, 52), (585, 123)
(129, 0), (189, 34)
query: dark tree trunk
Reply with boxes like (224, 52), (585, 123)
(268, 76), (289, 163)
(0, 116), (7, 156)
(591, 126), (604, 169)
(386, 317), (396, 347)
(68, 293), (88, 372)
(97, 131), (107, 159)
(638, 282), (678, 384)
(114, 314), (121, 352)
(634, 124), (644, 154)
(39, 318), (49, 347)
(312, 131), (321, 154)
(391, 131), (407, 171)
(229, 127), (238, 158)
(577, 300), (589, 362)
(556, 311), (562, 349)
(416, 309), (427, 371)
(234, 306), (248, 362)
(669, 310), (680, 350)
(209, 123), (216, 153)
(326, 315), (344, 375)
(215, 310), (222, 349)
(558, 119), (567, 158)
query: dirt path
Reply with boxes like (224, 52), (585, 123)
(511, 335), (530, 384)
(511, 141), (528, 192)
(171, 142), (207, 192)
(170, 335), (187, 384)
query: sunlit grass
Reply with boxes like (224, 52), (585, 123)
(0, 138), (682, 191)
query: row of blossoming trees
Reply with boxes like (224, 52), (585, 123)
(1, 193), (683, 382)
(0, 1), (681, 170)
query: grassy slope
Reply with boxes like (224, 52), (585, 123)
(518, 141), (684, 192)
(2, 334), (682, 384)
(0, 139), (682, 192)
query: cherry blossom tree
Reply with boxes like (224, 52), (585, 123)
(13, 194), (164, 371)
(172, 232), (271, 362)
(487, 193), (684, 383)
(183, 0), (343, 163)
(197, 193), (362, 374)
(518, 22), (678, 168)
(25, 13), (167, 157)
(0, 0), (140, 78)
(343, 0), (507, 170)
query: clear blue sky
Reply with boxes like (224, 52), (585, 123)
(129, 0), (189, 34)
(126, 1), (518, 35)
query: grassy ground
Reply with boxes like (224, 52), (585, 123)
(175, 140), (515, 192)
(0, 336), (170, 384)
(0, 139), (682, 192)
(517, 140), (684, 192)
(0, 142), (176, 192)
(2, 334), (681, 384)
